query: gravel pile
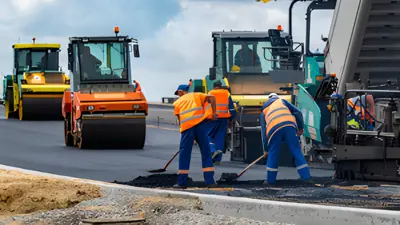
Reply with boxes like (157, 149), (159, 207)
(0, 187), (292, 225)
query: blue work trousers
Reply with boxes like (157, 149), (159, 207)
(178, 120), (215, 186)
(208, 118), (229, 162)
(266, 126), (311, 184)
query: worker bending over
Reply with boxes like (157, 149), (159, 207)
(207, 80), (236, 164)
(347, 94), (375, 131)
(260, 93), (311, 184)
(173, 84), (218, 188)
(133, 80), (141, 92)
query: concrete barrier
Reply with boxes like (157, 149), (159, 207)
(0, 164), (399, 225)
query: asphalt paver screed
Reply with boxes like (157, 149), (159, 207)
(0, 169), (102, 217)
(116, 173), (400, 210)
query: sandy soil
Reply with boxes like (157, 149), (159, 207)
(0, 169), (102, 217)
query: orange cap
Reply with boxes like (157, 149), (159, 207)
(330, 73), (336, 77)
(277, 25), (282, 31)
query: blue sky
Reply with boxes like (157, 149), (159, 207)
(0, 0), (333, 101)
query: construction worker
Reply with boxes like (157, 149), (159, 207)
(234, 44), (262, 73)
(347, 94), (375, 130)
(260, 93), (311, 184)
(207, 80), (236, 164)
(80, 46), (102, 79)
(188, 79), (193, 87)
(133, 80), (142, 92)
(173, 84), (218, 188)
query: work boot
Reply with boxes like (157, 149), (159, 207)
(263, 181), (276, 186)
(212, 150), (222, 159)
(173, 184), (187, 189)
(206, 182), (218, 188)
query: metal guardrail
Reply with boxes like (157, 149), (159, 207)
(161, 97), (178, 104)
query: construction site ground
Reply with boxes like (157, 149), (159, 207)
(0, 168), (290, 225)
(1, 104), (400, 224)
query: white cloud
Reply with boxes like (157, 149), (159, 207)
(11, 0), (55, 12)
(133, 0), (333, 101)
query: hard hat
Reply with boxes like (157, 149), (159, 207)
(174, 84), (189, 95)
(268, 93), (278, 99)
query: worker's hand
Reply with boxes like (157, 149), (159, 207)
(297, 129), (304, 136)
(211, 114), (218, 120)
(263, 151), (268, 158)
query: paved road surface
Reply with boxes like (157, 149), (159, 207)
(0, 105), (333, 183)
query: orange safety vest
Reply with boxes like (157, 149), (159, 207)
(205, 89), (230, 119)
(347, 96), (372, 123)
(135, 82), (142, 92)
(262, 98), (296, 144)
(173, 93), (209, 133)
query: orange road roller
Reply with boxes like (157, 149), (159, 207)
(62, 27), (148, 149)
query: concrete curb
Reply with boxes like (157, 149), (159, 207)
(0, 164), (399, 225)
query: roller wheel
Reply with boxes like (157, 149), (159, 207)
(132, 124), (146, 149)
(64, 117), (74, 147)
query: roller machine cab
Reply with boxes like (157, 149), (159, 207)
(3, 38), (70, 120)
(189, 30), (304, 165)
(63, 27), (148, 149)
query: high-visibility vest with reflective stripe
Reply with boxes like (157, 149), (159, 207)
(206, 89), (231, 119)
(262, 98), (296, 144)
(174, 93), (208, 133)
(347, 96), (372, 123)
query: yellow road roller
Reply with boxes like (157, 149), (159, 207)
(3, 38), (70, 120)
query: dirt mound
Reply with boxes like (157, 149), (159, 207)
(0, 169), (102, 216)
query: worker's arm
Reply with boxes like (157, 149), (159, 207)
(282, 99), (304, 131)
(228, 96), (236, 120)
(259, 111), (268, 153)
(205, 95), (217, 119)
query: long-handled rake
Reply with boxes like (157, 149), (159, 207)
(148, 149), (222, 173)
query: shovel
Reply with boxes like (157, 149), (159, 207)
(219, 154), (266, 182)
(148, 150), (180, 173)
(148, 149), (222, 173)
(220, 129), (267, 182)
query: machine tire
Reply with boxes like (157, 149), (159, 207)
(64, 116), (74, 147)
(76, 122), (87, 149)
(4, 100), (10, 119)
(4, 91), (17, 119)
(18, 100), (24, 121)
